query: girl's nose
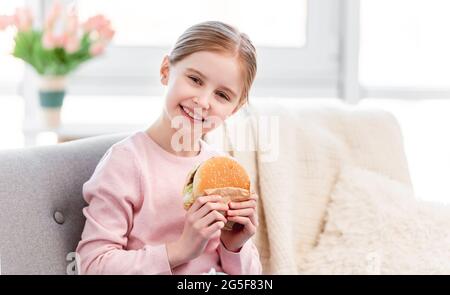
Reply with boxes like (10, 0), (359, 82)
(193, 96), (210, 110)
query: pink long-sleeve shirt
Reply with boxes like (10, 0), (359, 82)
(75, 130), (262, 275)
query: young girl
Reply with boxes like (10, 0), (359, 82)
(76, 21), (262, 275)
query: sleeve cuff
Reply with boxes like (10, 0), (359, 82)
(218, 241), (253, 275)
(141, 244), (173, 275)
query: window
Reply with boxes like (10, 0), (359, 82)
(359, 0), (450, 203)
(0, 0), (24, 96)
(78, 0), (307, 48)
(360, 0), (450, 91)
(72, 0), (340, 97)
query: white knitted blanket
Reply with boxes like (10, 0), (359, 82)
(205, 99), (412, 274)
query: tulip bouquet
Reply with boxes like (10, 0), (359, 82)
(0, 1), (114, 76)
(0, 1), (114, 128)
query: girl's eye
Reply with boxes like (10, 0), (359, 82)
(189, 76), (201, 85)
(217, 92), (230, 101)
(188, 75), (229, 101)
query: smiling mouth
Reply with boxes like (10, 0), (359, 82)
(179, 105), (205, 122)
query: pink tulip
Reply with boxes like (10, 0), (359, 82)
(42, 31), (68, 50)
(42, 32), (56, 49)
(14, 7), (33, 32)
(82, 15), (110, 33)
(82, 14), (114, 57)
(54, 34), (66, 47)
(89, 42), (105, 56)
(44, 0), (62, 31)
(0, 15), (14, 31)
(98, 26), (115, 41)
(41, 1), (82, 53)
(64, 36), (80, 53)
(41, 5), (113, 55)
(65, 12), (78, 36)
(63, 13), (80, 53)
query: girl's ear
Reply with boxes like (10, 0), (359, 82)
(160, 55), (170, 85)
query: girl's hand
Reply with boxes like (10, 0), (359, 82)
(167, 195), (228, 268)
(220, 190), (259, 252)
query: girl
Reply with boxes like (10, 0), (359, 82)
(76, 21), (262, 275)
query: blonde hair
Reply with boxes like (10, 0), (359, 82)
(168, 21), (257, 109)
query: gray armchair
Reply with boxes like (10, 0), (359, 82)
(0, 132), (130, 274)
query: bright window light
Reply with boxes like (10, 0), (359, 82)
(0, 0), (24, 85)
(77, 0), (307, 48)
(360, 0), (450, 88)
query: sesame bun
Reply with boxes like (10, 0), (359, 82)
(182, 156), (251, 230)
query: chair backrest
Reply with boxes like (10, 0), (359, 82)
(0, 132), (130, 274)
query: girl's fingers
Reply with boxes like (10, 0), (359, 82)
(227, 208), (254, 217)
(227, 216), (256, 233)
(229, 199), (256, 210)
(189, 195), (222, 213)
(198, 209), (227, 228)
(227, 207), (259, 227)
(195, 202), (228, 220)
(190, 195), (228, 218)
(202, 221), (225, 239)
(227, 215), (250, 225)
(249, 211), (258, 227)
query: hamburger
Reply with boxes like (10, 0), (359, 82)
(182, 156), (251, 230)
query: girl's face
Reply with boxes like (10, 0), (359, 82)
(160, 51), (244, 135)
